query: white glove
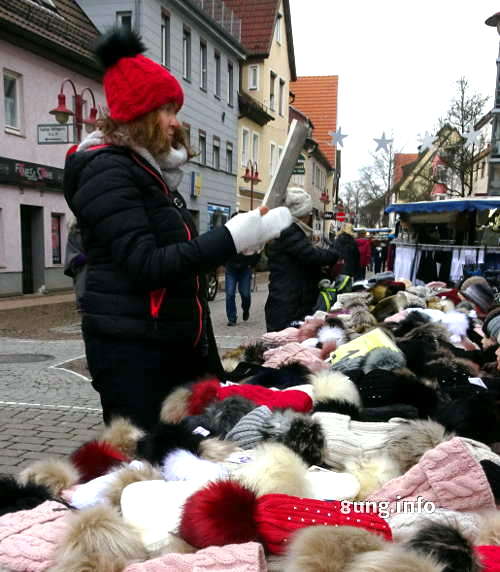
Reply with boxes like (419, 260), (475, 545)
(225, 206), (292, 253)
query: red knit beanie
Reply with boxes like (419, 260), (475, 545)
(188, 379), (313, 415)
(477, 546), (500, 571)
(179, 480), (392, 554)
(95, 28), (184, 122)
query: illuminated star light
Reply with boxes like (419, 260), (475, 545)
(373, 132), (394, 152)
(328, 127), (348, 148)
(462, 128), (481, 149)
(418, 131), (436, 151)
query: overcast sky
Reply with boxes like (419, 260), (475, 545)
(289, 0), (500, 188)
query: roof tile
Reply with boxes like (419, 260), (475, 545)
(291, 75), (338, 165)
(224, 0), (278, 54)
(393, 153), (419, 185)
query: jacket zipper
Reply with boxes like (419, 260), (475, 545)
(132, 154), (203, 346)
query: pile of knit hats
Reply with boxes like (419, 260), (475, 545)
(3, 276), (500, 571)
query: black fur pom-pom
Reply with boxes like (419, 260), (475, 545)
(0, 476), (53, 516)
(137, 421), (203, 465)
(94, 28), (146, 70)
(406, 522), (479, 572)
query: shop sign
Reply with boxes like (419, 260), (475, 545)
(292, 153), (306, 175)
(191, 171), (202, 198)
(323, 211), (334, 220)
(0, 156), (64, 191)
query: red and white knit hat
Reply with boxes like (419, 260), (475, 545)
(95, 28), (184, 122)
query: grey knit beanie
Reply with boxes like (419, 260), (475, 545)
(487, 315), (500, 341)
(225, 406), (273, 449)
(285, 187), (313, 218)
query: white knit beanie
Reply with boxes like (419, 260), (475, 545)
(285, 187), (313, 218)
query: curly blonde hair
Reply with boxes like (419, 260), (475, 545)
(98, 104), (194, 159)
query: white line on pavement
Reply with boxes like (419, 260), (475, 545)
(0, 400), (101, 412)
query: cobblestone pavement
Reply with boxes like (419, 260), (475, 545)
(0, 278), (269, 475)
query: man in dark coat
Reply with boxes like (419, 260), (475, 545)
(265, 188), (339, 332)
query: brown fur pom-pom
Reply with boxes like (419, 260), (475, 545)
(18, 458), (80, 496)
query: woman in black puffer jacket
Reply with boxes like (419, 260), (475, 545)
(265, 188), (338, 332)
(64, 29), (291, 430)
(332, 224), (361, 279)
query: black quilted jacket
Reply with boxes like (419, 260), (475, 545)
(64, 145), (236, 345)
(265, 223), (338, 332)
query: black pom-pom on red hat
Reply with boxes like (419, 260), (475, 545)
(94, 28), (146, 70)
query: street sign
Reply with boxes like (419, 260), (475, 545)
(335, 211), (346, 222)
(37, 124), (73, 144)
(323, 211), (334, 220)
(292, 153), (306, 175)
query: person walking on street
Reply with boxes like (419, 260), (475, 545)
(225, 249), (260, 326)
(355, 230), (372, 280)
(63, 29), (292, 430)
(265, 188), (339, 332)
(331, 223), (361, 280)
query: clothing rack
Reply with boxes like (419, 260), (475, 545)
(393, 241), (500, 253)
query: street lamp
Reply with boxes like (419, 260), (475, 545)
(242, 160), (261, 210)
(49, 79), (98, 144)
(485, 13), (500, 195)
(320, 189), (329, 241)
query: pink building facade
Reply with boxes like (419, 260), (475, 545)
(0, 0), (103, 296)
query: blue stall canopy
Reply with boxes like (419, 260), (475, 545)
(385, 198), (500, 214)
(354, 227), (392, 233)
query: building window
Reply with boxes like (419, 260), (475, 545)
(182, 122), (191, 146)
(481, 161), (486, 178)
(3, 70), (22, 131)
(279, 79), (285, 116)
(252, 132), (260, 163)
(241, 128), (250, 166)
(208, 204), (231, 230)
(270, 143), (277, 175)
(0, 208), (5, 267)
(248, 65), (259, 90)
(116, 11), (132, 31)
(183, 28), (191, 81)
(198, 130), (207, 165)
(200, 40), (207, 91)
(278, 145), (283, 164)
(275, 13), (282, 44)
(51, 214), (62, 264)
(269, 71), (276, 111)
(227, 61), (234, 106)
(214, 51), (221, 98)
(161, 13), (170, 68)
(226, 142), (233, 173)
(213, 136), (220, 169)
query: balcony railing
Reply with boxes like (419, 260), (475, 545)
(190, 0), (242, 43)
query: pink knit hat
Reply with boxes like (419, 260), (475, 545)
(367, 437), (495, 512)
(0, 500), (69, 571)
(124, 542), (266, 571)
(262, 342), (329, 372)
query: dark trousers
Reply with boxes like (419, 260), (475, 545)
(225, 267), (252, 323)
(84, 333), (208, 431)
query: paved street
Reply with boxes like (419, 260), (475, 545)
(0, 278), (269, 475)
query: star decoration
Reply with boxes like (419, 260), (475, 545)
(418, 132), (436, 151)
(328, 127), (348, 148)
(373, 132), (393, 153)
(462, 128), (481, 149)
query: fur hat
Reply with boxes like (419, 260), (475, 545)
(162, 448), (229, 484)
(392, 311), (431, 337)
(285, 187), (313, 217)
(50, 504), (147, 571)
(18, 458), (80, 497)
(182, 395), (255, 438)
(360, 404), (420, 422)
(386, 419), (452, 473)
(0, 476), (53, 516)
(405, 522), (480, 572)
(99, 417), (145, 458)
(94, 28), (183, 122)
(372, 294), (406, 322)
(179, 480), (392, 554)
(433, 392), (500, 444)
(462, 282), (495, 314)
(345, 545), (445, 572)
(136, 421), (204, 465)
(311, 370), (362, 413)
(354, 368), (440, 417)
(363, 347), (407, 373)
(236, 442), (310, 497)
(70, 440), (129, 483)
(246, 362), (312, 389)
(283, 525), (386, 572)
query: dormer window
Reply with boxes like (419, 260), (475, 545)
(275, 12), (282, 44)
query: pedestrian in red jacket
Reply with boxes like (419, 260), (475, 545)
(355, 231), (372, 280)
